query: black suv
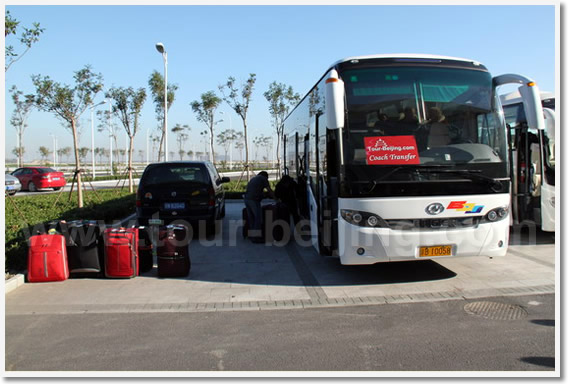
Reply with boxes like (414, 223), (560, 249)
(136, 161), (230, 231)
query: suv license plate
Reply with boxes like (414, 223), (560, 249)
(164, 202), (185, 210)
(419, 245), (452, 257)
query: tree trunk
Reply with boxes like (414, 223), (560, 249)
(209, 128), (215, 165)
(209, 114), (215, 165)
(71, 120), (83, 208)
(157, 130), (164, 162)
(276, 134), (281, 178)
(243, 121), (250, 181)
(18, 130), (23, 168)
(128, 134), (134, 193)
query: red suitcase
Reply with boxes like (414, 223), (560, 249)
(104, 228), (139, 278)
(27, 234), (69, 282)
(157, 225), (190, 277)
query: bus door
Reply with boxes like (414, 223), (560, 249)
(539, 108), (555, 231)
(313, 114), (336, 256)
(513, 126), (540, 224)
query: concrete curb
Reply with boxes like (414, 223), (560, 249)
(5, 284), (555, 315)
(119, 213), (137, 227)
(5, 274), (25, 295)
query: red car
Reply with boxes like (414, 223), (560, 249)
(11, 167), (67, 192)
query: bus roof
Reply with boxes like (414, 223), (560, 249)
(500, 90), (555, 106)
(329, 53), (483, 69)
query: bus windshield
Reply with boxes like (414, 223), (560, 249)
(338, 66), (508, 196)
(341, 67), (507, 167)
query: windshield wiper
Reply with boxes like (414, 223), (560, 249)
(351, 166), (409, 193)
(351, 165), (507, 193)
(414, 167), (509, 192)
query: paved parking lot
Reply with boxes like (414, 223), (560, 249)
(5, 202), (556, 315)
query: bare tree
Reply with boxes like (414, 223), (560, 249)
(217, 129), (237, 166)
(172, 124), (190, 160)
(191, 91), (222, 165)
(58, 147), (72, 163)
(12, 147), (25, 162)
(9, 86), (35, 167)
(94, 147), (106, 163)
(218, 74), (256, 180)
(38, 146), (51, 164)
(234, 131), (245, 163)
(32, 66), (104, 207)
(199, 130), (209, 158)
(78, 147), (90, 163)
(264, 82), (301, 176)
(5, 10), (45, 72)
(105, 86), (146, 192)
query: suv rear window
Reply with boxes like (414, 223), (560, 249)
(142, 164), (210, 186)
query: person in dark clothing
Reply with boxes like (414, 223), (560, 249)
(244, 171), (274, 243)
(274, 175), (300, 224)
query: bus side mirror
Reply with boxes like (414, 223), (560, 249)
(519, 83), (546, 131)
(325, 69), (345, 130)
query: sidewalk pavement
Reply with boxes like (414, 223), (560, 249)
(5, 203), (556, 315)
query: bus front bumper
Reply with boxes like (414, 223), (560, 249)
(337, 217), (509, 265)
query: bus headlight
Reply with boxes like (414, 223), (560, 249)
(367, 215), (379, 227)
(341, 209), (388, 228)
(481, 206), (509, 223)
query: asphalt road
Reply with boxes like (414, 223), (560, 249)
(5, 203), (556, 374)
(5, 294), (555, 372)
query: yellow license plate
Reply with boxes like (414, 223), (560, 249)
(419, 245), (452, 257)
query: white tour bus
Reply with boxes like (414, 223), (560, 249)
(500, 90), (555, 232)
(283, 54), (544, 265)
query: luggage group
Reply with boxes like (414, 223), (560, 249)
(27, 220), (191, 283)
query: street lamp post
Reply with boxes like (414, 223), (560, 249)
(49, 133), (57, 168)
(91, 99), (108, 180)
(108, 101), (114, 176)
(155, 42), (168, 162)
(146, 128), (150, 165)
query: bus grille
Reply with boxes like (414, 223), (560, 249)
(386, 217), (481, 230)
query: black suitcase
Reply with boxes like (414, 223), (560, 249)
(157, 225), (190, 277)
(137, 226), (154, 273)
(65, 220), (104, 277)
(263, 203), (291, 242)
(243, 203), (291, 242)
(242, 206), (266, 240)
